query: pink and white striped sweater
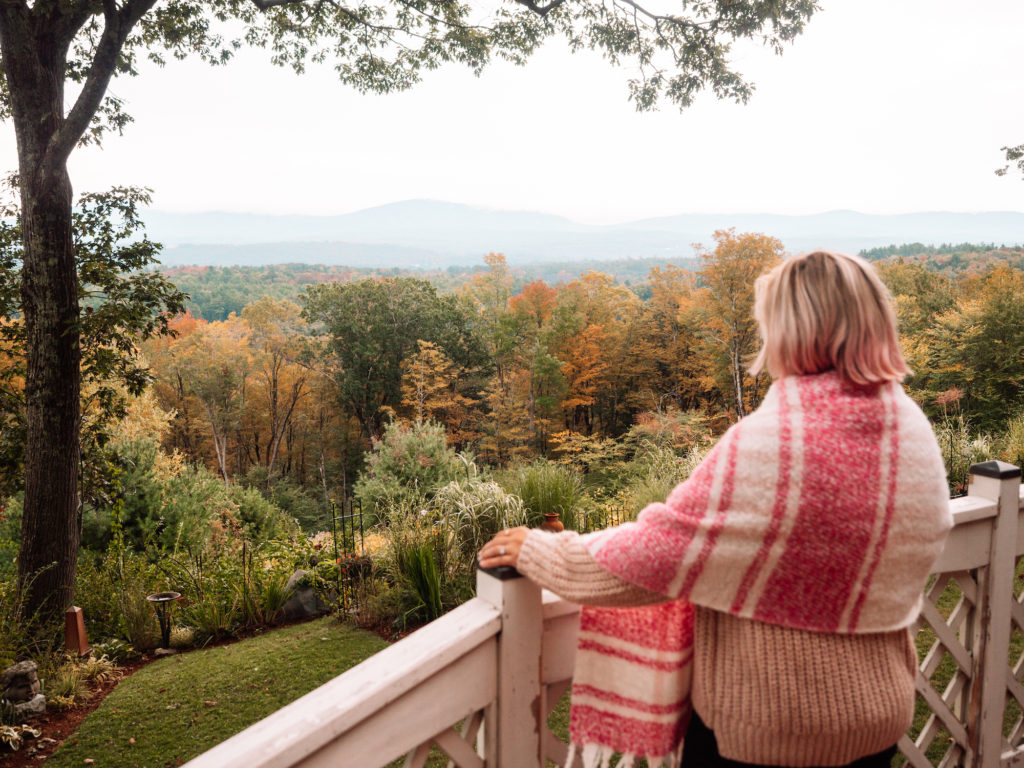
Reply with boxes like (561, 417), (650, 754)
(548, 371), (952, 767)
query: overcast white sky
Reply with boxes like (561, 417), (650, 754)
(5, 0), (1022, 224)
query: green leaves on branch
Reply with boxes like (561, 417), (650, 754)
(996, 143), (1024, 180)
(0, 185), (187, 501)
(2, 0), (821, 139)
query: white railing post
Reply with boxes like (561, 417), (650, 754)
(477, 565), (544, 768)
(965, 460), (1022, 768)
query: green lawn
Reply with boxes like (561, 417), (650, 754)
(47, 618), (388, 768)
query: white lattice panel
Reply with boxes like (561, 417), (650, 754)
(899, 571), (980, 768)
(1001, 555), (1024, 754)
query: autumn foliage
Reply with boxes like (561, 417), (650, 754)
(123, 242), (1024, 507)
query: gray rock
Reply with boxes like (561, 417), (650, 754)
(277, 570), (329, 622)
(153, 648), (178, 657)
(13, 693), (46, 716)
(2, 660), (41, 703)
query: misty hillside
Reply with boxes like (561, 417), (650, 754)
(145, 201), (1024, 267)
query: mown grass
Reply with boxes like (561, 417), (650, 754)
(46, 617), (388, 768)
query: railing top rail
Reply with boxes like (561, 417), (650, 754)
(183, 597), (501, 768)
(950, 494), (1000, 524)
(542, 588), (581, 620)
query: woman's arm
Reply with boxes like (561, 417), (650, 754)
(479, 528), (667, 607)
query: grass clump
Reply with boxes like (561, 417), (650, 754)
(46, 617), (387, 768)
(501, 460), (586, 530)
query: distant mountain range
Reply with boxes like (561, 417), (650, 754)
(144, 201), (1024, 267)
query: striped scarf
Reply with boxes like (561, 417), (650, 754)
(567, 371), (951, 768)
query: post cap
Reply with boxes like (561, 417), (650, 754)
(477, 564), (523, 580)
(969, 460), (1022, 480)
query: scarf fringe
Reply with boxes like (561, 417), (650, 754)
(566, 742), (682, 768)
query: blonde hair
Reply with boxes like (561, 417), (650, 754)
(749, 250), (910, 387)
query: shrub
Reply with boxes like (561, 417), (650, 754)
(76, 654), (120, 686)
(432, 478), (528, 599)
(0, 724), (40, 752)
(351, 574), (404, 633)
(74, 548), (163, 648)
(619, 443), (709, 519)
(91, 638), (137, 662)
(239, 467), (328, 533)
(394, 543), (443, 623)
(998, 410), (1024, 469)
(500, 460), (585, 529)
(120, 591), (161, 651)
(229, 482), (301, 542)
(236, 567), (294, 627)
(186, 595), (238, 643)
(169, 625), (196, 649)
(159, 465), (242, 552)
(0, 496), (22, 579)
(40, 654), (120, 712)
(622, 408), (710, 454)
(934, 415), (994, 495)
(45, 664), (88, 709)
(0, 576), (35, 668)
(354, 420), (463, 525)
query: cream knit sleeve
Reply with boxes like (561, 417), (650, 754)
(515, 529), (668, 607)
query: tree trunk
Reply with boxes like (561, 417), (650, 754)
(731, 341), (746, 419)
(1, 22), (83, 626)
(18, 171), (81, 626)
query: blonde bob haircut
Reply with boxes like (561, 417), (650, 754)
(749, 250), (910, 387)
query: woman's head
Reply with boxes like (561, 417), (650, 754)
(750, 250), (909, 387)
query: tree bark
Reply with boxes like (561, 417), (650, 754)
(0, 9), (82, 625)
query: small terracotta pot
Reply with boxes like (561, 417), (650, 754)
(540, 512), (565, 533)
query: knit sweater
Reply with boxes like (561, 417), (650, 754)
(514, 371), (949, 767)
(517, 530), (918, 766)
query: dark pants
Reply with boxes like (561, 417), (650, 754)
(681, 712), (897, 768)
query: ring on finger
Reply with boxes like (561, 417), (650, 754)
(500, 545), (506, 556)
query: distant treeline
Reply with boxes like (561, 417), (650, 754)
(160, 257), (700, 321)
(860, 242), (1024, 276)
(160, 244), (1024, 322)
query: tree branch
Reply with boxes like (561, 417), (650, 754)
(40, 0), (158, 181)
(508, 0), (568, 18)
(248, 0), (319, 9)
(611, 0), (701, 29)
(36, 0), (95, 47)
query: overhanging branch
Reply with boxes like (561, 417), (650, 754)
(40, 0), (158, 181)
(509, 0), (568, 17)
(248, 0), (321, 8)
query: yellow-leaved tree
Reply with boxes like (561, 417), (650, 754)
(696, 229), (785, 418)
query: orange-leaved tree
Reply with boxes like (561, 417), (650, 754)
(696, 229), (785, 418)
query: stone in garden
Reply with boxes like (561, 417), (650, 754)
(1, 659), (41, 703)
(153, 648), (177, 658)
(14, 693), (46, 716)
(278, 569), (329, 622)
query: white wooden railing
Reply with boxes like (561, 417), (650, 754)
(185, 461), (1024, 768)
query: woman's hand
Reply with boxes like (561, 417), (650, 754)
(478, 526), (531, 569)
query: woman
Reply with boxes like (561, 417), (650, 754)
(478, 251), (951, 768)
